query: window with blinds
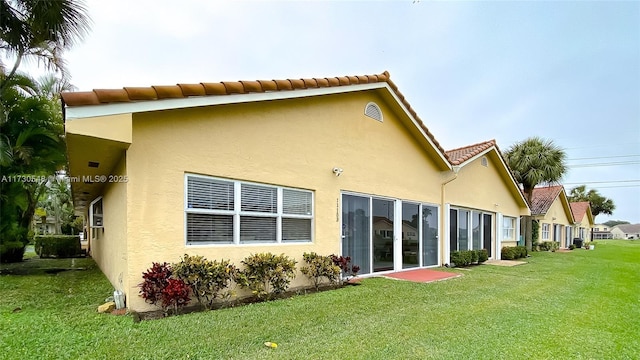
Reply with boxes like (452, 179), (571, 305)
(185, 174), (313, 245)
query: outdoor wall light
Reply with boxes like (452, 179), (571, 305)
(332, 167), (343, 177)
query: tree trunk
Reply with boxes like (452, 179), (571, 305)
(523, 215), (533, 252)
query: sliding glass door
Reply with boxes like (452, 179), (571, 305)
(450, 208), (493, 255)
(342, 194), (439, 274)
(341, 194), (371, 274)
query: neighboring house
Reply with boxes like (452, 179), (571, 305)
(529, 185), (575, 248)
(62, 71), (471, 311)
(33, 216), (56, 235)
(610, 224), (640, 239)
(444, 140), (530, 259)
(569, 201), (594, 243)
(592, 223), (613, 239)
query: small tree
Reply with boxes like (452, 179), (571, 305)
(568, 185), (615, 217)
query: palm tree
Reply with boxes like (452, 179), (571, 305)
(0, 0), (91, 90)
(504, 137), (567, 251)
(568, 185), (615, 218)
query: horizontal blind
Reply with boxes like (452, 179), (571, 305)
(186, 213), (233, 243)
(282, 218), (311, 242)
(187, 177), (234, 210)
(283, 189), (312, 215)
(240, 216), (277, 242)
(241, 184), (277, 213)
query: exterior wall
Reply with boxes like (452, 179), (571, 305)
(88, 156), (129, 296)
(574, 215), (593, 242)
(445, 152), (528, 254)
(124, 92), (445, 311)
(537, 197), (573, 246)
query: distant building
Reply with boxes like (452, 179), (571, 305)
(610, 224), (640, 240)
(592, 223), (613, 239)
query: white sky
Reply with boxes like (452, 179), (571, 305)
(31, 0), (640, 223)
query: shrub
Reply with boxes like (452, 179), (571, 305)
(501, 246), (528, 260)
(538, 241), (558, 252)
(139, 262), (191, 315)
(478, 249), (489, 263)
(330, 255), (360, 284)
(172, 254), (238, 309)
(470, 250), (479, 264)
(161, 278), (191, 315)
(569, 244), (576, 250)
(237, 253), (297, 300)
(139, 262), (172, 307)
(34, 235), (81, 258)
(450, 250), (475, 267)
(300, 252), (341, 290)
(0, 241), (25, 263)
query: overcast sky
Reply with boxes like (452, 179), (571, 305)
(41, 0), (640, 223)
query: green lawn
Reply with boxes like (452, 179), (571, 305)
(1, 241), (638, 359)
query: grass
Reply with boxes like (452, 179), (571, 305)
(1, 241), (639, 359)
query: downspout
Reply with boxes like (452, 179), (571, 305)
(440, 166), (460, 265)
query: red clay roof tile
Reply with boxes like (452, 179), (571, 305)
(257, 80), (278, 92)
(240, 80), (263, 93)
(569, 202), (590, 222)
(61, 71), (452, 163)
(221, 81), (245, 94)
(302, 78), (318, 88)
(61, 91), (100, 106)
(201, 82), (227, 95)
(124, 87), (158, 100)
(530, 185), (564, 215)
(178, 83), (206, 97)
(445, 140), (497, 165)
(93, 89), (129, 103)
(274, 79), (293, 90)
(153, 85), (184, 99)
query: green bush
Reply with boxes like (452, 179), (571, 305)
(34, 235), (81, 258)
(237, 253), (297, 300)
(450, 250), (476, 267)
(172, 254), (238, 309)
(0, 241), (26, 263)
(478, 249), (489, 263)
(300, 252), (341, 290)
(539, 241), (559, 252)
(501, 246), (528, 260)
(470, 250), (479, 264)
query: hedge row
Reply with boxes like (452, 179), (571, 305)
(34, 235), (82, 258)
(449, 249), (489, 267)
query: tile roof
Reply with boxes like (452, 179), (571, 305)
(529, 185), (564, 215)
(569, 201), (590, 222)
(60, 71), (449, 161)
(445, 139), (496, 165)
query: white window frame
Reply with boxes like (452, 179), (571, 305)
(89, 196), (103, 228)
(541, 223), (550, 240)
(184, 174), (314, 246)
(502, 216), (515, 241)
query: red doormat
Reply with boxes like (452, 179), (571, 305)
(382, 268), (461, 283)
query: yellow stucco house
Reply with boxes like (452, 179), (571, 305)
(62, 71), (530, 311)
(529, 185), (576, 248)
(569, 201), (594, 242)
(444, 140), (530, 259)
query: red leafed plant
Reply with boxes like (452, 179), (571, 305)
(330, 255), (360, 285)
(139, 262), (191, 315)
(161, 278), (191, 314)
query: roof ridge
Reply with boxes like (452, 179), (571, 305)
(445, 139), (496, 153)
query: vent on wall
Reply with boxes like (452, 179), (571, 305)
(364, 102), (383, 122)
(481, 157), (488, 167)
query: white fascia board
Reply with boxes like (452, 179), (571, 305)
(65, 82), (387, 120)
